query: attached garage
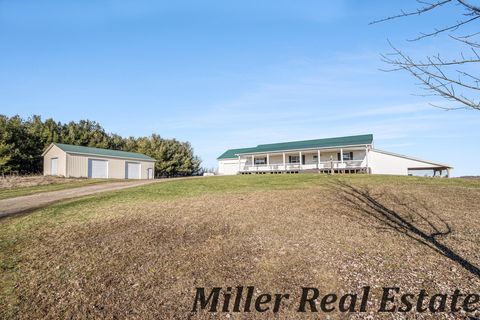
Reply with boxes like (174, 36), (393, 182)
(42, 143), (155, 179)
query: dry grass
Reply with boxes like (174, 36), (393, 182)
(0, 175), (111, 200)
(0, 174), (479, 319)
(0, 175), (83, 189)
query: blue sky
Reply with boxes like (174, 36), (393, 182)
(1, 0), (479, 176)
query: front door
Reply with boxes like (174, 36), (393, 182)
(147, 168), (153, 179)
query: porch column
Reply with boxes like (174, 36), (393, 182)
(267, 154), (270, 166)
(365, 146), (369, 174)
(340, 148), (344, 164)
(317, 149), (321, 169)
(283, 152), (286, 170)
(299, 151), (302, 169)
(447, 168), (451, 178)
(251, 155), (254, 167)
(238, 155), (241, 173)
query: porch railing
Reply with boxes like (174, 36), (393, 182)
(241, 160), (365, 172)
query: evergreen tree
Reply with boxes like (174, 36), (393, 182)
(0, 114), (202, 177)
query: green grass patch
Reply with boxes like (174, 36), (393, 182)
(115, 174), (480, 202)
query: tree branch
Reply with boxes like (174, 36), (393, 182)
(370, 0), (452, 25)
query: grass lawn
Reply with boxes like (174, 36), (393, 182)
(0, 174), (479, 319)
(0, 176), (116, 200)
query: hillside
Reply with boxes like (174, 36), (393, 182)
(1, 174), (479, 319)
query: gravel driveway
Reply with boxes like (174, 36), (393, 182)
(0, 179), (163, 218)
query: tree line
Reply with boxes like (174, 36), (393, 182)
(0, 115), (202, 177)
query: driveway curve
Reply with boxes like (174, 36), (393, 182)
(0, 179), (184, 219)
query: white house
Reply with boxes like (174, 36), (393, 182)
(42, 143), (155, 179)
(217, 134), (452, 177)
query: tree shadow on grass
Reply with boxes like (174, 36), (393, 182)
(331, 179), (480, 278)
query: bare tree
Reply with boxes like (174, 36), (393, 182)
(372, 0), (480, 111)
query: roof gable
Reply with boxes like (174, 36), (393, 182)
(47, 143), (155, 161)
(218, 134), (373, 159)
(217, 147), (259, 160)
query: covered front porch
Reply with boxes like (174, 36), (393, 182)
(237, 147), (370, 174)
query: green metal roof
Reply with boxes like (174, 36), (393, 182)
(217, 134), (373, 159)
(217, 147), (260, 160)
(52, 143), (156, 161)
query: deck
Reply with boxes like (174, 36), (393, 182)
(239, 161), (369, 174)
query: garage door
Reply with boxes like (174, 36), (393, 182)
(126, 162), (140, 179)
(88, 159), (108, 178)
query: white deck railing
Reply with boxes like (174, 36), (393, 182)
(241, 160), (365, 172)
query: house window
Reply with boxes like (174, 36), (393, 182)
(254, 157), (267, 165)
(313, 155), (318, 161)
(289, 155), (300, 163)
(337, 152), (354, 161)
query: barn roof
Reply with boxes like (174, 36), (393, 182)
(44, 143), (156, 161)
